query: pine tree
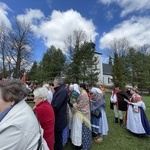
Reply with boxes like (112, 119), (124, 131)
(123, 48), (149, 90)
(40, 46), (66, 82)
(28, 61), (38, 81)
(79, 42), (99, 85)
(66, 42), (99, 85)
(112, 52), (125, 89)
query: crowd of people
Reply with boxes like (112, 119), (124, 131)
(0, 78), (150, 150)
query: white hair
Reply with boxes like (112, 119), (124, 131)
(33, 87), (50, 101)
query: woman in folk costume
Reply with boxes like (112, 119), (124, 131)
(96, 84), (106, 95)
(126, 88), (150, 135)
(67, 84), (80, 129)
(69, 84), (80, 107)
(71, 83), (92, 150)
(90, 87), (108, 143)
(62, 84), (80, 146)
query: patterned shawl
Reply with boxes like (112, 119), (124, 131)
(73, 89), (91, 129)
(90, 92), (104, 111)
(132, 93), (143, 102)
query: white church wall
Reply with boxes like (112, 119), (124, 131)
(103, 75), (113, 86)
(94, 52), (103, 84)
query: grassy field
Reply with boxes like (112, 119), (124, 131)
(28, 93), (150, 150)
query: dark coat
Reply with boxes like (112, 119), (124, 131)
(117, 91), (130, 111)
(51, 85), (69, 131)
(110, 90), (130, 111)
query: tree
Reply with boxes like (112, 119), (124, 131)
(144, 54), (150, 94)
(65, 30), (100, 84)
(65, 30), (88, 83)
(28, 61), (38, 81)
(122, 48), (149, 90)
(40, 46), (66, 82)
(106, 38), (129, 88)
(106, 37), (129, 59)
(0, 22), (10, 78)
(9, 18), (34, 78)
(66, 31), (99, 85)
(79, 42), (99, 85)
(112, 52), (125, 89)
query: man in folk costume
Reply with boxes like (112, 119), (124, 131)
(110, 84), (129, 126)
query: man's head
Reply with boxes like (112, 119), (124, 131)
(114, 84), (120, 90)
(53, 76), (63, 88)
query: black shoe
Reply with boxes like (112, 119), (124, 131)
(114, 118), (118, 123)
(120, 119), (123, 126)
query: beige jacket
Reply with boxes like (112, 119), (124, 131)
(0, 100), (49, 150)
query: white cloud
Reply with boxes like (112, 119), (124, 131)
(0, 4), (98, 55)
(105, 10), (114, 21)
(16, 9), (45, 34)
(0, 2), (11, 28)
(46, 0), (53, 9)
(17, 9), (45, 23)
(99, 16), (150, 49)
(39, 9), (98, 49)
(98, 0), (150, 17)
(18, 9), (98, 52)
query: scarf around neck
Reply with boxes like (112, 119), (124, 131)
(0, 105), (14, 122)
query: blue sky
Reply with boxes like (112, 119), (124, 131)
(0, 0), (150, 63)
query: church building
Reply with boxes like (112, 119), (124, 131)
(95, 52), (113, 86)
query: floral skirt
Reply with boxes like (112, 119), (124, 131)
(82, 123), (92, 150)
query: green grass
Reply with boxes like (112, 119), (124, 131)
(27, 93), (150, 150)
(64, 93), (150, 150)
(28, 101), (35, 108)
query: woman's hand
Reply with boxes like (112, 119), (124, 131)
(124, 99), (131, 105)
(127, 101), (131, 105)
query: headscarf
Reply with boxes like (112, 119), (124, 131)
(132, 93), (143, 102)
(73, 84), (80, 94)
(91, 87), (102, 94)
(69, 84), (74, 89)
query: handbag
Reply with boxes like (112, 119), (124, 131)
(91, 108), (101, 118)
